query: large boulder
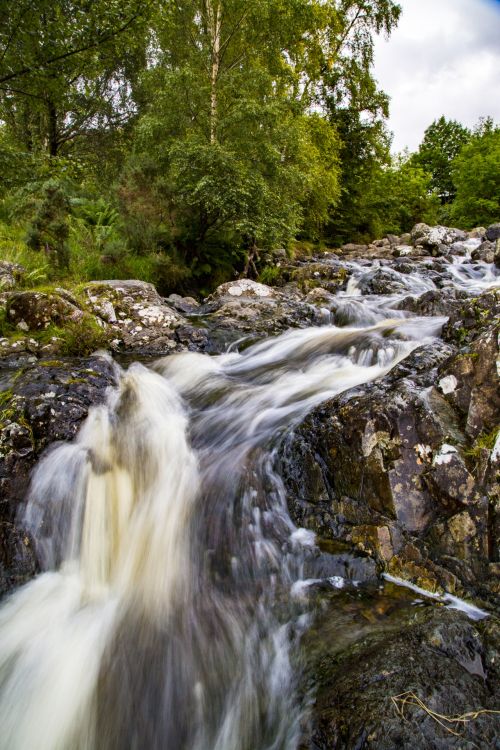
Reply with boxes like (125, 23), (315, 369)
(301, 591), (499, 750)
(438, 327), (500, 439)
(394, 288), (468, 317)
(279, 335), (499, 600)
(82, 280), (185, 353)
(0, 355), (116, 594)
(410, 224), (468, 251)
(471, 240), (495, 263)
(5, 289), (84, 331)
(442, 291), (499, 346)
(485, 223), (500, 242)
(199, 278), (322, 346)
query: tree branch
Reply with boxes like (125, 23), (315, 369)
(0, 12), (142, 85)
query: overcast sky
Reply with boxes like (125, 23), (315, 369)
(373, 0), (500, 152)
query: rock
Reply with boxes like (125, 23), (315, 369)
(0, 261), (25, 291)
(471, 240), (495, 263)
(469, 227), (486, 239)
(438, 327), (500, 439)
(302, 598), (499, 750)
(385, 234), (401, 246)
(394, 289), (468, 317)
(341, 243), (368, 255)
(442, 291), (500, 346)
(0, 355), (116, 595)
(355, 267), (419, 295)
(82, 280), (185, 354)
(410, 224), (468, 249)
(166, 294), (200, 314)
(485, 223), (500, 242)
(208, 279), (277, 300)
(5, 290), (84, 331)
(198, 280), (322, 348)
(284, 262), (350, 293)
(450, 237), (482, 257)
(279, 338), (496, 599)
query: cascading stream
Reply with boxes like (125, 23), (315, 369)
(0, 257), (497, 750)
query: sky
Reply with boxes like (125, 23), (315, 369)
(373, 0), (500, 152)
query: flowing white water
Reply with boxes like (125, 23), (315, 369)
(0, 255), (496, 749)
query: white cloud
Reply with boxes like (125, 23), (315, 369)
(373, 0), (500, 152)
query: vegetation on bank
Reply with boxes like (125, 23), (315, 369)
(0, 1), (499, 297)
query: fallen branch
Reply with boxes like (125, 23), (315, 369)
(391, 691), (500, 736)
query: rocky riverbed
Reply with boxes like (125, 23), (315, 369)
(0, 221), (499, 748)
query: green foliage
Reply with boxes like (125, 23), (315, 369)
(450, 123), (500, 228)
(412, 116), (471, 202)
(259, 266), (282, 285)
(26, 181), (71, 270)
(54, 317), (111, 357)
(0, 0), (149, 160)
(328, 150), (439, 243)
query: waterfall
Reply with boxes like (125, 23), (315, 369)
(0, 253), (497, 749)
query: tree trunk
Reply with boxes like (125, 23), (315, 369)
(47, 100), (59, 156)
(206, 0), (222, 144)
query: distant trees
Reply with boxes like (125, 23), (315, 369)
(450, 119), (500, 228)
(412, 116), (471, 202)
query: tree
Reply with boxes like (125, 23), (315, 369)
(413, 116), (470, 202)
(0, 0), (149, 159)
(450, 122), (500, 228)
(318, 1), (402, 244)
(121, 0), (348, 281)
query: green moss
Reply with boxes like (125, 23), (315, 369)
(37, 316), (111, 356)
(0, 307), (15, 338)
(464, 426), (499, 466)
(258, 266), (282, 285)
(0, 391), (16, 429)
(0, 389), (13, 407)
(38, 359), (65, 367)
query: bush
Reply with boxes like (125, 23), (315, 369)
(26, 180), (71, 270)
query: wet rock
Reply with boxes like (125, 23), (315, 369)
(301, 599), (499, 750)
(198, 280), (322, 348)
(0, 355), (116, 595)
(471, 240), (495, 263)
(410, 224), (468, 250)
(279, 338), (496, 599)
(341, 243), (368, 255)
(288, 262), (350, 293)
(485, 223), (500, 242)
(438, 327), (500, 439)
(166, 294), (200, 314)
(442, 290), (500, 346)
(394, 289), (468, 317)
(392, 244), (424, 258)
(469, 227), (486, 239)
(208, 279), (277, 300)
